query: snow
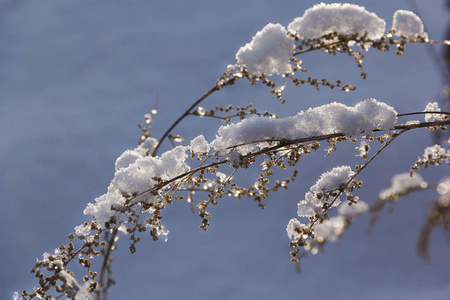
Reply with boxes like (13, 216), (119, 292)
(422, 145), (449, 161)
(309, 165), (355, 195)
(288, 3), (386, 40)
(379, 173), (427, 200)
(74, 282), (95, 300)
(84, 146), (190, 228)
(115, 149), (143, 171)
(337, 200), (369, 216)
(423, 102), (445, 122)
(355, 139), (370, 158)
(392, 10), (427, 39)
(235, 23), (295, 76)
(115, 137), (158, 171)
(211, 99), (397, 155)
(286, 218), (308, 240)
(74, 223), (92, 237)
(313, 215), (346, 242)
(190, 135), (210, 153)
(294, 165), (355, 220)
(287, 166), (357, 241)
(297, 198), (319, 218)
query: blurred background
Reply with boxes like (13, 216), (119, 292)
(1, 0), (449, 299)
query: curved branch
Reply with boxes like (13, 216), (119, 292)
(151, 86), (219, 156)
(136, 119), (449, 203)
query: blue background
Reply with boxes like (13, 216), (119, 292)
(1, 0), (449, 299)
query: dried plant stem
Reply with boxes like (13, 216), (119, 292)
(97, 228), (118, 300)
(308, 129), (409, 229)
(151, 86), (219, 156)
(397, 111), (450, 117)
(137, 120), (448, 206)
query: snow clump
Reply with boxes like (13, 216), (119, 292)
(286, 218), (309, 241)
(287, 165), (356, 242)
(84, 145), (191, 228)
(422, 145), (450, 162)
(337, 200), (369, 216)
(392, 10), (427, 39)
(288, 3), (386, 40)
(190, 135), (210, 153)
(236, 23), (295, 76)
(211, 99), (397, 155)
(423, 102), (446, 122)
(379, 173), (427, 200)
(297, 166), (356, 218)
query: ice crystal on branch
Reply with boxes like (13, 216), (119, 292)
(288, 3), (386, 40)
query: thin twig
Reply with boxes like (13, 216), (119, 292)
(397, 111), (449, 117)
(308, 129), (409, 230)
(133, 119), (449, 204)
(97, 228), (118, 300)
(151, 86), (219, 156)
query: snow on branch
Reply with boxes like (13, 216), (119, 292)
(17, 2), (450, 299)
(392, 10), (427, 40)
(378, 173), (428, 201)
(235, 23), (295, 76)
(288, 3), (386, 40)
(423, 102), (447, 122)
(211, 98), (397, 155)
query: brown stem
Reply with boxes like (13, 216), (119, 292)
(308, 129), (409, 230)
(397, 111), (450, 117)
(97, 228), (118, 300)
(151, 86), (219, 156)
(133, 119), (449, 205)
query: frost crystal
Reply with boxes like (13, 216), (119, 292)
(236, 23), (295, 76)
(288, 3), (386, 40)
(211, 99), (396, 155)
(392, 10), (427, 39)
(424, 102), (445, 122)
